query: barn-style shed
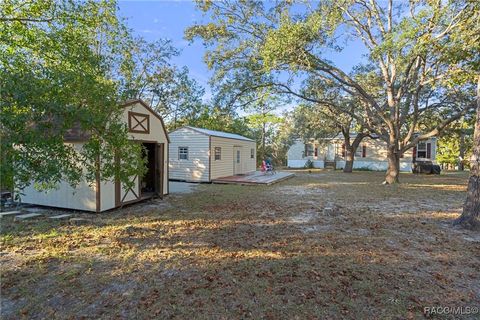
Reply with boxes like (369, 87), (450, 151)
(20, 99), (170, 212)
(168, 126), (257, 182)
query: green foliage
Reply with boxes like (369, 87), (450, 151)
(0, 0), (145, 191)
(188, 0), (480, 183)
(117, 38), (205, 127)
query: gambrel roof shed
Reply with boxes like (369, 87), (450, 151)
(21, 99), (169, 212)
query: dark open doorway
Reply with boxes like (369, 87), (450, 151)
(141, 143), (158, 196)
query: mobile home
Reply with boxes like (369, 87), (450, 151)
(287, 135), (437, 172)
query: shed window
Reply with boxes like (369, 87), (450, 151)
(250, 148), (254, 159)
(214, 147), (221, 160)
(236, 150), (241, 163)
(178, 147), (188, 160)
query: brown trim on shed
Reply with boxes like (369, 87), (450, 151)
(115, 153), (121, 207)
(157, 143), (164, 198)
(166, 143), (169, 195)
(121, 99), (170, 143)
(95, 156), (101, 213)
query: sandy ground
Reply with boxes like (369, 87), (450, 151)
(1, 170), (479, 319)
(169, 181), (199, 194)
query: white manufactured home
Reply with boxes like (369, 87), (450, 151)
(168, 126), (257, 182)
(287, 135), (437, 172)
(21, 99), (170, 212)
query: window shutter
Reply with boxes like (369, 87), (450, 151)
(304, 144), (308, 158)
(341, 144), (345, 158)
(314, 147), (318, 157)
(426, 143), (431, 159)
(412, 146), (417, 161)
(362, 145), (366, 158)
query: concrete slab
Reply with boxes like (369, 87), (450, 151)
(49, 214), (72, 219)
(14, 213), (42, 220)
(169, 181), (199, 194)
(0, 211), (22, 217)
(212, 171), (295, 185)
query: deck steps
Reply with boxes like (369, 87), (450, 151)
(324, 161), (336, 169)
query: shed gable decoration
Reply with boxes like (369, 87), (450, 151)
(128, 111), (150, 134)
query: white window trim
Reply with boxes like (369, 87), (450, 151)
(214, 147), (221, 161)
(178, 147), (189, 160)
(416, 142), (428, 159)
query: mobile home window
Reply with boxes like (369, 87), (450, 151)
(355, 146), (363, 157)
(250, 148), (254, 159)
(214, 147), (221, 160)
(306, 144), (314, 157)
(417, 142), (426, 158)
(178, 147), (188, 160)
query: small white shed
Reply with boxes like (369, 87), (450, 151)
(20, 99), (170, 212)
(168, 126), (257, 182)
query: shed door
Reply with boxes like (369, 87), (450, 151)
(156, 143), (164, 197)
(233, 146), (242, 175)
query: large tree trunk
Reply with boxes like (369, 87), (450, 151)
(342, 131), (367, 173)
(385, 145), (400, 184)
(454, 75), (480, 228)
(344, 146), (354, 173)
(459, 129), (465, 171)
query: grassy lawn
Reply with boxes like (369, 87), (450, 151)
(1, 171), (479, 319)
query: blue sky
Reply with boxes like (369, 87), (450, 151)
(118, 1), (214, 98)
(117, 0), (368, 109)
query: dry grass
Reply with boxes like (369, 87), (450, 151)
(1, 171), (479, 319)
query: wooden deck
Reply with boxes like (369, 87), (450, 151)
(212, 171), (295, 185)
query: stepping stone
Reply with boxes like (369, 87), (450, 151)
(0, 211), (22, 217)
(69, 218), (90, 225)
(24, 207), (45, 213)
(49, 214), (72, 220)
(14, 213), (42, 220)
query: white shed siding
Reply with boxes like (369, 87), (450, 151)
(20, 142), (98, 212)
(101, 180), (115, 211)
(168, 128), (210, 182)
(21, 179), (97, 211)
(210, 137), (256, 179)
